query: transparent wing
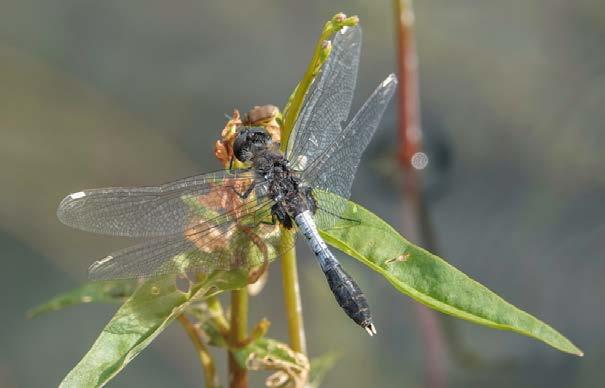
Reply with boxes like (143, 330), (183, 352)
(286, 25), (361, 169)
(304, 74), (398, 199)
(88, 199), (298, 280)
(57, 169), (265, 237)
(311, 190), (361, 234)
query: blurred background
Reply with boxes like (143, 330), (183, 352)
(1, 0), (603, 387)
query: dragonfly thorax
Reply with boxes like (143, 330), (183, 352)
(234, 127), (314, 223)
(253, 148), (314, 222)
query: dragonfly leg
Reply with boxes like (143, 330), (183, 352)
(258, 217), (277, 226)
(304, 186), (317, 213)
(230, 180), (256, 199)
(271, 203), (293, 229)
(247, 258), (268, 284)
(317, 205), (361, 228)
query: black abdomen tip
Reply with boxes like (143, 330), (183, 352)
(323, 264), (375, 335)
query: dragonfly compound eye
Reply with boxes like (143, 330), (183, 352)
(232, 131), (251, 162)
(233, 127), (272, 162)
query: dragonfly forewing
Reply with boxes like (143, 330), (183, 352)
(287, 25), (361, 170)
(57, 169), (261, 237)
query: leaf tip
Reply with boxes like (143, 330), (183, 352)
(562, 339), (584, 357)
(575, 349), (584, 357)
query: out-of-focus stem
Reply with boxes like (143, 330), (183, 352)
(228, 289), (249, 388)
(280, 230), (307, 354)
(177, 314), (218, 388)
(207, 296), (230, 337)
(394, 0), (422, 167)
(394, 1), (447, 388)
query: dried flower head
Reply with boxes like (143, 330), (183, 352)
(214, 110), (243, 167)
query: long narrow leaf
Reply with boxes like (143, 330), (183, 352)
(316, 190), (582, 356)
(60, 270), (247, 387)
(28, 280), (139, 318)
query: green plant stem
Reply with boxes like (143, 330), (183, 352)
(228, 288), (249, 388)
(177, 314), (219, 388)
(207, 296), (230, 337)
(281, 13), (359, 149)
(276, 11), (360, 368)
(281, 37), (329, 147)
(280, 230), (307, 354)
(278, 15), (360, 356)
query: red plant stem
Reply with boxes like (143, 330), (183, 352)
(414, 303), (447, 388)
(395, 0), (422, 167)
(394, 1), (447, 388)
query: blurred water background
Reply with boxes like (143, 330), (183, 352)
(1, 1), (603, 387)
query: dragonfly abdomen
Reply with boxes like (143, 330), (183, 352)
(294, 211), (376, 335)
(323, 263), (374, 332)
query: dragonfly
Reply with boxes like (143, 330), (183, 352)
(57, 25), (397, 335)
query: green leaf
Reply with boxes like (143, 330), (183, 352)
(315, 190), (583, 356)
(60, 270), (247, 387)
(309, 353), (339, 388)
(28, 280), (139, 319)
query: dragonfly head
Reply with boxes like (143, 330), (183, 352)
(233, 127), (272, 162)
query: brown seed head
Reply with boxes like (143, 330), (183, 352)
(214, 110), (243, 167)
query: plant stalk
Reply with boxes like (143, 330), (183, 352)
(280, 230), (307, 354)
(394, 0), (421, 166)
(394, 1), (447, 388)
(228, 288), (249, 388)
(279, 17), (358, 355)
(281, 14), (359, 149)
(207, 296), (230, 337)
(177, 314), (218, 388)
